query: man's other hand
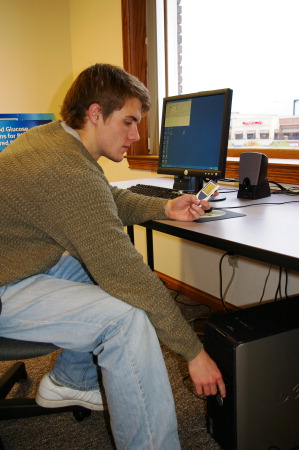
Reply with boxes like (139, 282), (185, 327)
(188, 348), (226, 398)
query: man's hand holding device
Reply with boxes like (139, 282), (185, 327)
(164, 182), (218, 221)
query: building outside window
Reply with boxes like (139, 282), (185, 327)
(162, 0), (299, 151)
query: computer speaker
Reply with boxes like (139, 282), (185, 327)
(237, 152), (270, 199)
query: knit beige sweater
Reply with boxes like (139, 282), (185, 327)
(0, 121), (202, 361)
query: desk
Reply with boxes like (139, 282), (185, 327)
(113, 178), (299, 272)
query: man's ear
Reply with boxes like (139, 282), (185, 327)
(88, 103), (102, 124)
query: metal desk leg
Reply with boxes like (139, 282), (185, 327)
(146, 228), (154, 271)
(128, 225), (154, 270)
(127, 225), (134, 245)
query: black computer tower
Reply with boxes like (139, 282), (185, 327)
(204, 296), (299, 450)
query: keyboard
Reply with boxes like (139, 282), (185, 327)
(128, 184), (183, 199)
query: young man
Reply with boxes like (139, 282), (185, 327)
(0, 64), (225, 449)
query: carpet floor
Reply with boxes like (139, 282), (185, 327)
(0, 293), (222, 450)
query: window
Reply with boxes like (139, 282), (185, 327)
(121, 0), (149, 158)
(247, 133), (256, 140)
(177, 0), (299, 150)
(122, 0), (299, 183)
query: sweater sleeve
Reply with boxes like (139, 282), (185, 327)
(29, 168), (202, 361)
(109, 184), (169, 226)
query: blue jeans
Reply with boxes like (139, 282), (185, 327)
(0, 254), (180, 449)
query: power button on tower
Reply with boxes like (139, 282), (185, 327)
(216, 393), (224, 407)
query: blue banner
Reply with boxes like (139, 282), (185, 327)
(0, 113), (54, 151)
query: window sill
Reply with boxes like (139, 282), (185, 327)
(126, 154), (159, 171)
(127, 150), (299, 184)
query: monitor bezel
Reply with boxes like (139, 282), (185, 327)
(157, 88), (233, 184)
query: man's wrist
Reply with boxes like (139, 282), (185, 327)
(163, 199), (172, 218)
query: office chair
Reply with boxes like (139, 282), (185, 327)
(0, 337), (91, 448)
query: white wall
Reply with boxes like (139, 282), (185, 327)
(133, 226), (299, 307)
(0, 0), (73, 116)
(69, 0), (123, 78)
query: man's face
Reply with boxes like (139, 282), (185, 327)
(94, 97), (142, 162)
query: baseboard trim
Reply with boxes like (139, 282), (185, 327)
(155, 270), (238, 312)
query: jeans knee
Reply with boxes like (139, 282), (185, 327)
(129, 307), (154, 333)
(93, 306), (157, 356)
(122, 307), (161, 354)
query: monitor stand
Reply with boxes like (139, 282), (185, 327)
(173, 175), (226, 201)
(173, 175), (201, 192)
(210, 194), (226, 202)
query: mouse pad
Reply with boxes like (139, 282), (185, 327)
(196, 208), (245, 222)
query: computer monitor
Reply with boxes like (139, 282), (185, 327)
(157, 88), (233, 193)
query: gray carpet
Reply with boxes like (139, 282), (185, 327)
(0, 293), (221, 449)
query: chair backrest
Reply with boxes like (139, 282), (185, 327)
(0, 337), (58, 361)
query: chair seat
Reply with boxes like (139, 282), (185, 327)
(0, 337), (58, 361)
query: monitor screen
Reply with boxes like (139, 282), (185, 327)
(157, 88), (233, 192)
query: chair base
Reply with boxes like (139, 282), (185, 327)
(0, 397), (92, 421)
(0, 361), (27, 399)
(0, 361), (91, 421)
